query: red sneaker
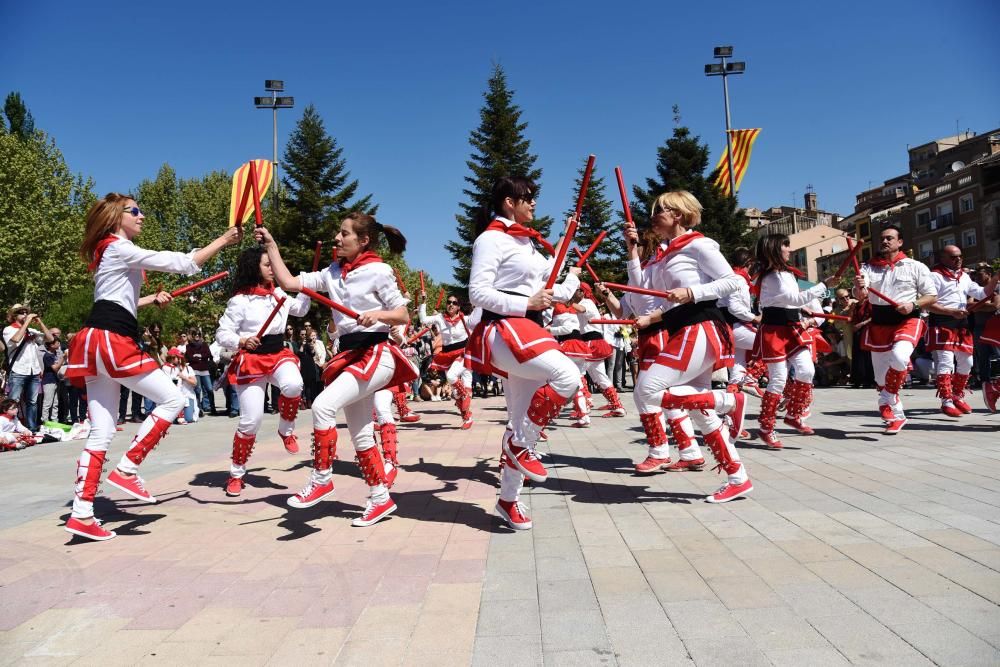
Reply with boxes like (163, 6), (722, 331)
(64, 517), (116, 541)
(281, 433), (300, 454)
(352, 497), (396, 527)
(106, 470), (156, 503)
(759, 430), (783, 450)
(879, 404), (895, 422)
(571, 419), (590, 428)
(728, 392), (747, 441)
(783, 416), (814, 435)
(287, 479), (335, 508)
(503, 439), (547, 483)
(983, 381), (999, 414)
(953, 397), (973, 414)
(384, 462), (398, 488)
(940, 402), (964, 418)
(741, 384), (763, 399)
(225, 476), (244, 497)
(666, 458), (706, 472)
(399, 413), (421, 423)
(602, 407), (626, 417)
(496, 499), (532, 530)
(706, 478), (753, 503)
(884, 417), (907, 435)
(635, 456), (671, 474)
(739, 429), (751, 440)
(460, 416), (474, 430)
(537, 430), (548, 442)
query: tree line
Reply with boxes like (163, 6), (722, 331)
(0, 66), (749, 335)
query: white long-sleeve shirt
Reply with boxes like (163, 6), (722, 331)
(548, 306), (581, 337)
(469, 217), (579, 316)
(299, 260), (409, 338)
(418, 303), (469, 346)
(577, 298), (603, 336)
(929, 269), (985, 310)
(718, 279), (756, 323)
(625, 243), (668, 316)
(644, 233), (740, 313)
(93, 234), (201, 316)
(758, 272), (828, 310)
(859, 257), (936, 306)
(215, 287), (311, 350)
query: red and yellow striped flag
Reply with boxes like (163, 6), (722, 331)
(713, 128), (761, 197)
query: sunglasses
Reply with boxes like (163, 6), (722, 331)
(122, 206), (143, 217)
(446, 300), (459, 305)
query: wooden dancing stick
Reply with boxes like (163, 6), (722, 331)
(406, 326), (431, 345)
(573, 248), (602, 283)
(804, 311), (850, 321)
(418, 271), (425, 294)
(544, 154), (594, 290)
(434, 287), (445, 310)
(614, 166), (634, 225)
(590, 318), (637, 325)
(848, 237), (901, 308)
(248, 161), (264, 228)
(601, 281), (671, 300)
(574, 154), (597, 220)
(298, 287), (360, 320)
(311, 241), (323, 272)
(832, 237), (864, 280)
(255, 296), (287, 338)
(575, 230), (607, 267)
(393, 267), (408, 295)
(170, 271), (229, 298)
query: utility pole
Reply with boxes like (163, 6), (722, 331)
(704, 47), (746, 196)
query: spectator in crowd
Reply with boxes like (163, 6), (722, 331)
(3, 304), (54, 431)
(48, 327), (71, 424)
(40, 338), (64, 423)
(297, 328), (319, 408)
(185, 329), (216, 416)
(0, 398), (35, 451)
(971, 264), (998, 388)
(849, 297), (875, 388)
(310, 330), (327, 401)
(161, 348), (198, 424)
(815, 328), (851, 387)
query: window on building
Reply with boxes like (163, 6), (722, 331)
(918, 240), (933, 260)
(915, 209), (931, 229)
(940, 234), (955, 249)
(791, 249), (806, 270)
(859, 221), (870, 239)
(937, 202), (954, 227)
(962, 229), (976, 248)
(960, 194), (974, 213)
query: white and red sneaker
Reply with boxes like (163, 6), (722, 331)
(399, 413), (421, 423)
(106, 470), (156, 503)
(460, 417), (474, 430)
(352, 497), (396, 527)
(287, 479), (335, 508)
(741, 383), (764, 399)
(728, 392), (747, 441)
(65, 517), (116, 541)
(571, 418), (590, 428)
(496, 499), (532, 530)
(706, 478), (753, 503)
(983, 381), (999, 414)
(759, 430), (783, 450)
(666, 458), (706, 472)
(503, 438), (547, 483)
(940, 402), (964, 418)
(953, 397), (973, 415)
(281, 433), (300, 454)
(879, 404), (895, 422)
(537, 430), (548, 442)
(783, 415), (814, 435)
(225, 476), (244, 497)
(634, 456), (671, 474)
(603, 407), (627, 417)
(884, 417), (907, 435)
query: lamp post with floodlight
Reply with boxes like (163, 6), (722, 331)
(704, 46), (746, 196)
(254, 80), (294, 218)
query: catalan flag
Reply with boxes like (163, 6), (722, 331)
(713, 128), (761, 197)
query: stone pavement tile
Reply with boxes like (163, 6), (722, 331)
(472, 634), (543, 666)
(960, 549), (1000, 571)
(835, 541), (910, 568)
(804, 558), (888, 591)
(403, 650), (473, 666)
(536, 555), (590, 582)
(581, 544), (639, 568)
(167, 606), (251, 643)
(440, 535), (489, 561)
(646, 569), (718, 603)
(771, 582), (863, 621)
(543, 649), (618, 666)
(684, 636), (770, 667)
(534, 536), (585, 559)
(919, 591), (1000, 648)
(406, 610), (478, 654)
(433, 557), (486, 583)
(538, 578), (600, 612)
(689, 552), (755, 580)
(707, 574), (785, 610)
(588, 566), (651, 598)
(742, 555), (821, 586)
(481, 569), (537, 602)
(211, 616), (297, 656)
(421, 581), (483, 614)
(349, 602), (422, 641)
(265, 627), (348, 665)
(597, 593), (689, 665)
(476, 599), (540, 637)
(662, 600), (747, 640)
(334, 637), (407, 666)
(540, 607), (612, 653)
(775, 537), (848, 564)
(297, 594), (369, 629)
(870, 562), (964, 597)
(631, 548), (689, 573)
(733, 606), (835, 651)
(892, 619), (1000, 666)
(486, 547), (535, 573)
(917, 528), (1000, 552)
(839, 583), (946, 628)
(807, 613), (935, 666)
(719, 535), (786, 560)
(764, 647), (852, 666)
(255, 586), (322, 617)
(124, 594), (209, 631)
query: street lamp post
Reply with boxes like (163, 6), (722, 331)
(254, 80), (294, 219)
(704, 46), (746, 196)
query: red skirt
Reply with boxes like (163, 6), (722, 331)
(65, 327), (159, 385)
(465, 318), (560, 378)
(861, 318), (926, 352)
(429, 346), (465, 371)
(652, 321), (733, 372)
(559, 338), (592, 360)
(227, 348), (300, 385)
(752, 324), (815, 363)
(982, 315), (1000, 347)
(321, 343), (417, 389)
(587, 338), (614, 362)
(925, 325), (974, 354)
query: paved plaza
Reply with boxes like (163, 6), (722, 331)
(0, 386), (998, 666)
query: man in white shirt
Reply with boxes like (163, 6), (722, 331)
(3, 304), (54, 431)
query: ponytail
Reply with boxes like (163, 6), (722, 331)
(344, 211), (407, 255)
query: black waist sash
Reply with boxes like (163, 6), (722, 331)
(761, 307), (801, 326)
(339, 331), (389, 352)
(247, 333), (284, 355)
(661, 300), (725, 336)
(555, 331), (582, 342)
(719, 306), (740, 325)
(929, 313), (968, 330)
(84, 300), (140, 342)
(441, 340), (466, 353)
(871, 304), (917, 325)
(482, 289), (544, 326)
(581, 331), (603, 341)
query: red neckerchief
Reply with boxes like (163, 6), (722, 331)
(641, 232), (704, 268)
(443, 312), (464, 326)
(235, 283), (275, 297)
(485, 219), (555, 255)
(733, 267), (753, 287)
(8, 322), (21, 329)
(753, 265), (804, 295)
(785, 264), (805, 279)
(931, 264), (961, 282)
(553, 303), (575, 316)
(339, 250), (382, 278)
(869, 252), (907, 269)
(88, 235), (118, 272)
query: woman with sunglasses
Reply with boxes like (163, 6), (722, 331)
(751, 234), (839, 449)
(628, 191), (751, 503)
(548, 288), (593, 427)
(466, 176), (582, 530)
(215, 246), (312, 497)
(576, 282), (628, 417)
(64, 193), (241, 541)
(254, 213), (413, 527)
(418, 292), (474, 428)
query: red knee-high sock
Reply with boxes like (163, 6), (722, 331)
(124, 414), (172, 466)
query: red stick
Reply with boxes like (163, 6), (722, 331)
(832, 238), (864, 280)
(248, 161), (264, 228)
(573, 154), (597, 220)
(590, 319), (637, 325)
(804, 311), (849, 321)
(575, 230), (607, 267)
(255, 296), (287, 338)
(544, 217), (578, 290)
(234, 168), (253, 228)
(418, 271), (425, 294)
(434, 287), (445, 310)
(614, 166), (634, 225)
(393, 267), (408, 295)
(848, 238), (901, 307)
(170, 271), (229, 298)
(406, 326), (431, 345)
(602, 281), (671, 300)
(573, 248), (602, 283)
(298, 287), (360, 319)
(312, 241), (323, 272)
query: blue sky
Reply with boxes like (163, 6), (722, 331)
(5, 0), (998, 281)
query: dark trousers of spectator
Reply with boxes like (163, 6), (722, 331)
(850, 332), (875, 388)
(613, 349), (628, 389)
(57, 381), (69, 423)
(6, 372), (40, 431)
(974, 340), (999, 385)
(118, 387), (143, 422)
(68, 385), (87, 423)
(269, 384), (279, 414)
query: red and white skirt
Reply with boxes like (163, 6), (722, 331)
(648, 320), (733, 372)
(65, 327), (159, 385)
(321, 342), (417, 389)
(861, 318), (926, 352)
(586, 337), (614, 362)
(465, 318), (560, 378)
(925, 325), (974, 354)
(559, 338), (592, 360)
(227, 348), (300, 386)
(752, 324), (816, 364)
(429, 346), (465, 371)
(982, 315), (1000, 347)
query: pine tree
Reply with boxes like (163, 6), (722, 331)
(446, 64), (551, 292)
(3, 92), (35, 140)
(631, 107), (750, 261)
(563, 156), (627, 286)
(277, 104), (374, 272)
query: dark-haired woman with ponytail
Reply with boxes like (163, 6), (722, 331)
(466, 176), (582, 531)
(751, 234), (839, 449)
(215, 246), (311, 497)
(255, 212), (413, 527)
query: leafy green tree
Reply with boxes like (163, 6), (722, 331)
(631, 108), (750, 260)
(0, 132), (95, 311)
(3, 92), (35, 140)
(277, 104), (375, 273)
(446, 64), (552, 293)
(564, 157), (627, 286)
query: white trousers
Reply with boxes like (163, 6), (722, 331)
(234, 361), (304, 437)
(765, 347), (815, 396)
(585, 359), (613, 391)
(932, 350), (973, 376)
(872, 341), (915, 410)
(729, 323), (756, 384)
(445, 357), (473, 388)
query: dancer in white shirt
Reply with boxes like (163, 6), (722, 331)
(418, 293), (473, 428)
